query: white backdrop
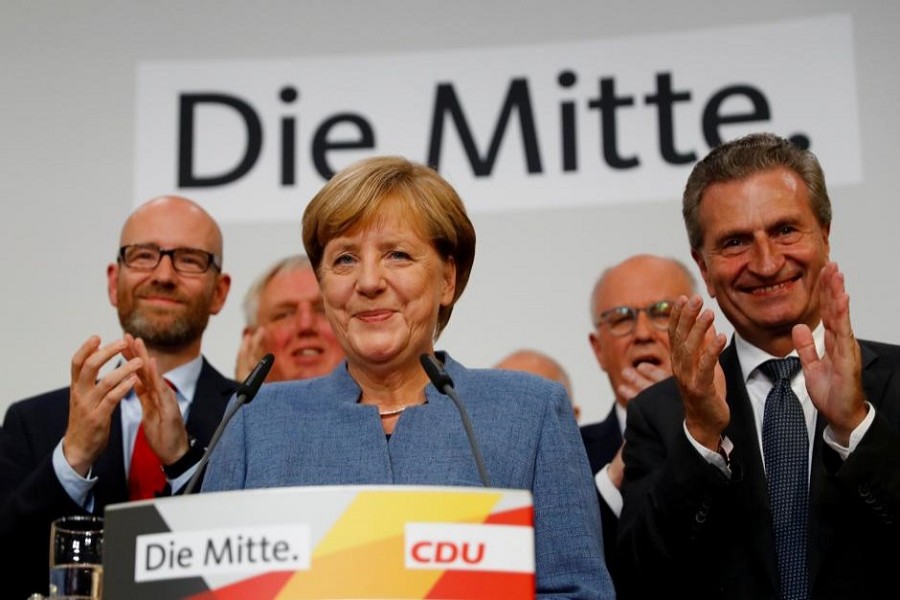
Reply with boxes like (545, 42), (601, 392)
(2, 1), (898, 426)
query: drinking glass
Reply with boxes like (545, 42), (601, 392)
(48, 515), (103, 599)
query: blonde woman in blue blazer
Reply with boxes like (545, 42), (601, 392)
(203, 156), (614, 600)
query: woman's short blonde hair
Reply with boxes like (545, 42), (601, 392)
(302, 156), (476, 339)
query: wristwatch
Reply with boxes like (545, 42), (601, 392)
(162, 437), (204, 479)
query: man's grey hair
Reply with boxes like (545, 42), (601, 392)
(242, 255), (313, 327)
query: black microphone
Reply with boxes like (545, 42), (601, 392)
(182, 353), (275, 495)
(420, 353), (491, 487)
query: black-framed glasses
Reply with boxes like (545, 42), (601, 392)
(596, 300), (674, 337)
(118, 244), (221, 274)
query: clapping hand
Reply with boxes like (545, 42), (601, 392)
(123, 335), (190, 465)
(668, 294), (729, 451)
(793, 262), (867, 446)
(63, 336), (143, 476)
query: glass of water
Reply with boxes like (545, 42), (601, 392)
(49, 515), (103, 599)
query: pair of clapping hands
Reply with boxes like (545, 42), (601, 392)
(61, 334), (188, 477)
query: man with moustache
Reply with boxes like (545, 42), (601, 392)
(618, 133), (900, 599)
(235, 255), (344, 382)
(0, 196), (235, 598)
(579, 254), (697, 594)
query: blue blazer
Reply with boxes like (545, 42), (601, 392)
(203, 353), (615, 599)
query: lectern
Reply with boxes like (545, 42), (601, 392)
(103, 485), (535, 599)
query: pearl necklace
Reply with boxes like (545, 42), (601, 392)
(379, 406), (407, 418)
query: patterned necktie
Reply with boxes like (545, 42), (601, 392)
(760, 357), (808, 600)
(127, 379), (175, 500)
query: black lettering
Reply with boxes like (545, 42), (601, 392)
(645, 72), (696, 164)
(702, 84), (771, 147)
(205, 537), (234, 565)
(280, 86), (298, 185)
(558, 70), (578, 172)
(145, 543), (166, 571)
(427, 79), (543, 175)
(272, 540), (290, 561)
(311, 114), (375, 179)
(587, 77), (639, 169)
(178, 93), (263, 187)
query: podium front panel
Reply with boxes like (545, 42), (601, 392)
(104, 485), (535, 599)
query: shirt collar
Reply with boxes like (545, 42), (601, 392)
(162, 355), (203, 402)
(735, 323), (825, 384)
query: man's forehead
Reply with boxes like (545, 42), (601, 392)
(600, 272), (688, 306)
(120, 199), (220, 250)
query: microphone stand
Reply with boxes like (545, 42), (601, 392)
(182, 353), (274, 495)
(420, 353), (491, 487)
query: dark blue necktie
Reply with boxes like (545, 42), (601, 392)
(760, 357), (808, 600)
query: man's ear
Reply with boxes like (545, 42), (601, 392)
(589, 331), (609, 372)
(208, 273), (232, 315)
(107, 263), (119, 307)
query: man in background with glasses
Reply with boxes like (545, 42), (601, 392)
(580, 253), (697, 595)
(0, 195), (235, 599)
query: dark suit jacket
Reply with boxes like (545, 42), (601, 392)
(0, 358), (235, 599)
(618, 339), (900, 600)
(580, 407), (625, 593)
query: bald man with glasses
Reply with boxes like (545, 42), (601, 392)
(0, 196), (236, 599)
(580, 254), (697, 595)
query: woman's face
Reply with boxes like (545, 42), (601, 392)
(318, 202), (456, 373)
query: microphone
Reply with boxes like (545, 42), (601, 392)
(182, 353), (275, 495)
(419, 353), (491, 487)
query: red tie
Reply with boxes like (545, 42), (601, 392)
(127, 379), (174, 500)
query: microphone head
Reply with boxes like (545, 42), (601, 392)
(420, 353), (454, 392)
(237, 353), (275, 403)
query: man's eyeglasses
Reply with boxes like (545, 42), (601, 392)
(118, 244), (221, 274)
(596, 300), (674, 337)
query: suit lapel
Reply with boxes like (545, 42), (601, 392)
(721, 343), (767, 501)
(185, 359), (237, 445)
(720, 341), (780, 586)
(582, 407), (623, 470)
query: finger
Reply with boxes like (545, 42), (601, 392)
(622, 368), (656, 394)
(697, 329), (727, 387)
(132, 340), (176, 419)
(617, 383), (642, 402)
(670, 296), (705, 375)
(70, 335), (102, 381)
(131, 338), (158, 400)
(75, 338), (129, 388)
(121, 333), (137, 361)
(668, 295), (691, 348)
(819, 264), (855, 357)
(236, 329), (261, 380)
(95, 356), (144, 398)
(682, 305), (716, 367)
(792, 324), (819, 371)
(634, 362), (671, 382)
(250, 326), (267, 356)
(94, 367), (140, 418)
(828, 269), (852, 335)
